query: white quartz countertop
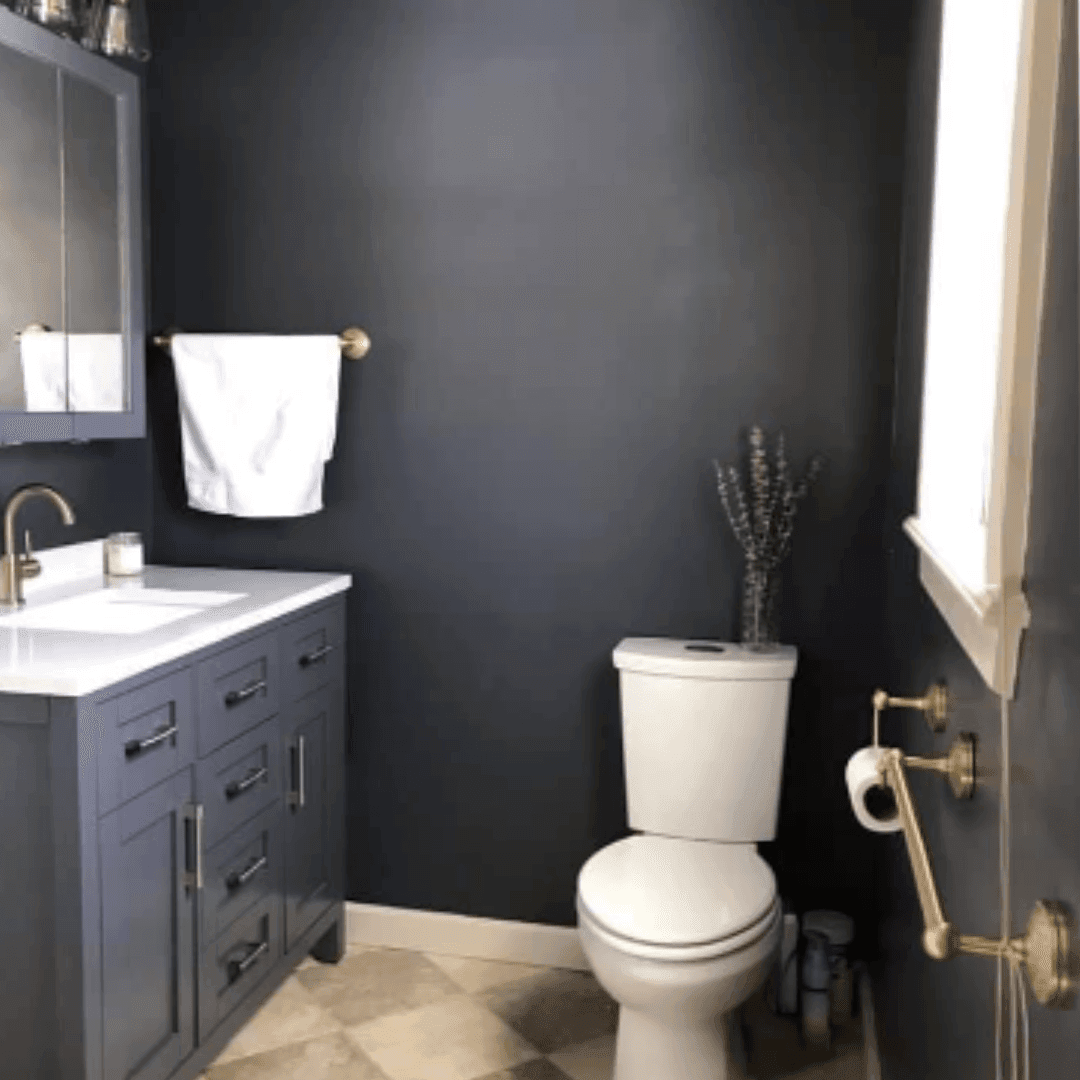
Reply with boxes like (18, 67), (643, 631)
(0, 556), (351, 697)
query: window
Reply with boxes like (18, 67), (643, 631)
(904, 0), (1063, 696)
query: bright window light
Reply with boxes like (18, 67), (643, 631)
(916, 0), (1026, 596)
(905, 0), (1061, 696)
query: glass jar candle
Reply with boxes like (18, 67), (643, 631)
(104, 532), (144, 577)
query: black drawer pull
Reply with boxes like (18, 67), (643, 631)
(298, 643), (334, 668)
(224, 678), (267, 708)
(226, 853), (268, 891)
(227, 938), (269, 984)
(124, 723), (179, 758)
(288, 736), (306, 809)
(225, 765), (269, 800)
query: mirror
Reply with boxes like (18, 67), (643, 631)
(0, 8), (143, 442)
(0, 40), (62, 412)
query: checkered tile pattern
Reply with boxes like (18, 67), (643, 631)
(197, 945), (864, 1080)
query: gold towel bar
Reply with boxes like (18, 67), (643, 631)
(879, 747), (1076, 1008)
(12, 323), (50, 341)
(151, 326), (372, 361)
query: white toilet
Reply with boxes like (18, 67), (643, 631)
(576, 638), (798, 1080)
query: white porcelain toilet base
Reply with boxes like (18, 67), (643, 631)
(578, 900), (781, 1080)
(614, 1007), (748, 1080)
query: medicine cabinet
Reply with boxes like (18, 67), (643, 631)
(0, 7), (144, 443)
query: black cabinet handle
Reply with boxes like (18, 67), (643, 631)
(125, 723), (179, 758)
(226, 854), (268, 891)
(224, 679), (267, 708)
(225, 765), (269, 801)
(183, 803), (204, 892)
(288, 736), (306, 809)
(298, 643), (334, 668)
(228, 938), (269, 984)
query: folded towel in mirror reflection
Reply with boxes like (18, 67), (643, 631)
(170, 334), (341, 518)
(19, 331), (125, 412)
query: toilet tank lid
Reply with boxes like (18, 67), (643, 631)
(612, 638), (797, 680)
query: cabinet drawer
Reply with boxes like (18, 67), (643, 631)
(197, 630), (280, 757)
(198, 894), (281, 1044)
(201, 804), (280, 946)
(197, 717), (281, 851)
(281, 602), (345, 704)
(98, 669), (195, 815)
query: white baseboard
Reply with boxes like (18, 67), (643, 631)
(345, 902), (589, 970)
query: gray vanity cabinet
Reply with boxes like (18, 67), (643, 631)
(0, 594), (348, 1080)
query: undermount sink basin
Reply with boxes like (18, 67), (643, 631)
(0, 587), (246, 635)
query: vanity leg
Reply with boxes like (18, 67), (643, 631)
(310, 908), (346, 964)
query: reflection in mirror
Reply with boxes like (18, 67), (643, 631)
(0, 44), (63, 411)
(62, 70), (124, 412)
(0, 8), (143, 440)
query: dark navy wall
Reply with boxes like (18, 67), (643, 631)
(878, 1), (1080, 1077)
(0, 442), (149, 549)
(145, 0), (912, 927)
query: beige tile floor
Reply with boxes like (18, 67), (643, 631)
(196, 944), (864, 1080)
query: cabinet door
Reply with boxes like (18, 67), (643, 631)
(282, 685), (343, 951)
(100, 770), (195, 1080)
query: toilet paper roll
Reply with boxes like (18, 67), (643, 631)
(845, 746), (902, 834)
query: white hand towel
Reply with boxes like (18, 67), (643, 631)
(19, 331), (67, 411)
(20, 331), (125, 412)
(171, 334), (342, 518)
(68, 334), (125, 412)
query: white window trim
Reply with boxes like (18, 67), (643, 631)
(905, 0), (1062, 698)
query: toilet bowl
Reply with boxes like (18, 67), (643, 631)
(576, 834), (782, 1080)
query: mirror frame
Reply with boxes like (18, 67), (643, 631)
(0, 6), (143, 444)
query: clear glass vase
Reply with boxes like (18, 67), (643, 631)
(740, 561), (781, 649)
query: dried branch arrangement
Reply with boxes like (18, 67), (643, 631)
(713, 426), (824, 646)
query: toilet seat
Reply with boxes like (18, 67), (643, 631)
(578, 892), (780, 964)
(576, 835), (778, 961)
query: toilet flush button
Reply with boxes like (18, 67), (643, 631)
(685, 643), (727, 653)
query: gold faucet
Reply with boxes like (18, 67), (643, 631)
(0, 485), (76, 609)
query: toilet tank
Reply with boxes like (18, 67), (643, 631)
(613, 638), (798, 843)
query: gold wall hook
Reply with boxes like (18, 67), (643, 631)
(905, 733), (976, 800)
